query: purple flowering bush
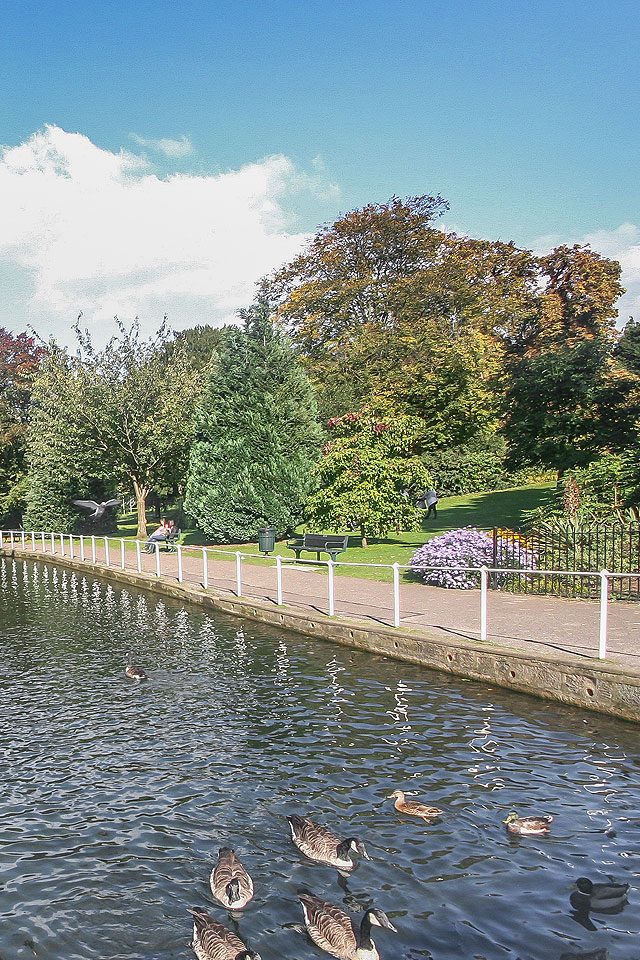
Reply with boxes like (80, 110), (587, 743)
(410, 527), (538, 589)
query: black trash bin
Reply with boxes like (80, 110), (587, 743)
(257, 526), (276, 554)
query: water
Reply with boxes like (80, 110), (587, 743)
(1, 556), (639, 960)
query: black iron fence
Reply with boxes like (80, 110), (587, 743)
(493, 522), (640, 599)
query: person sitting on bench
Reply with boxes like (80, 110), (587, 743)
(144, 518), (171, 552)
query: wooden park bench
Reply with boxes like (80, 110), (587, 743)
(286, 533), (349, 563)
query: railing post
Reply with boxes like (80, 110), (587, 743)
(328, 558), (335, 616)
(41, 532), (46, 552)
(51, 532), (55, 554)
(599, 569), (609, 659)
(202, 547), (208, 589)
(392, 562), (400, 627)
(69, 535), (74, 559)
(80, 535), (85, 561)
(480, 565), (488, 642)
(91, 535), (96, 563)
(21, 531), (26, 549)
(276, 554), (283, 605)
(0, 531), (4, 549)
(177, 544), (183, 583)
(120, 538), (126, 569)
(136, 540), (141, 573)
(10, 531), (15, 549)
(235, 552), (242, 597)
(104, 537), (110, 567)
(31, 531), (36, 551)
(60, 534), (65, 556)
(155, 541), (161, 577)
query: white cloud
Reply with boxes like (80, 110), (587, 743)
(0, 125), (332, 345)
(130, 133), (194, 158)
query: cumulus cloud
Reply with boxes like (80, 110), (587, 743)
(129, 133), (194, 157)
(0, 125), (334, 345)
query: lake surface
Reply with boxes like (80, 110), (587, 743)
(1, 555), (639, 960)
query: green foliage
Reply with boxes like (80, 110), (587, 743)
(523, 452), (638, 525)
(24, 321), (197, 537)
(305, 409), (431, 546)
(421, 434), (510, 496)
(615, 317), (640, 376)
(184, 301), (322, 542)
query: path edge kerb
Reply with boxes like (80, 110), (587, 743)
(5, 547), (640, 724)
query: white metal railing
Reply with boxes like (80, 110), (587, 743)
(1, 530), (638, 662)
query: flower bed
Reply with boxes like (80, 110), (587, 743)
(410, 527), (538, 589)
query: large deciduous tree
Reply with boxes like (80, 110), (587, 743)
(25, 321), (197, 537)
(502, 245), (625, 471)
(184, 300), (322, 542)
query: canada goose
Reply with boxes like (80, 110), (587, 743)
(188, 909), (261, 960)
(387, 789), (442, 821)
(287, 815), (370, 869)
(298, 891), (396, 960)
(125, 651), (147, 681)
(210, 847), (254, 909)
(503, 812), (553, 835)
(570, 877), (629, 912)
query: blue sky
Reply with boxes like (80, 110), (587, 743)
(1, 0), (639, 342)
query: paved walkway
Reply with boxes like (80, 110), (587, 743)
(13, 539), (639, 673)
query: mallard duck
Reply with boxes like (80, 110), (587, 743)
(570, 877), (629, 912)
(210, 847), (254, 909)
(388, 789), (442, 821)
(287, 815), (370, 869)
(298, 891), (396, 960)
(189, 909), (262, 960)
(125, 652), (147, 681)
(503, 812), (553, 835)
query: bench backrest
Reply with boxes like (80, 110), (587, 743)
(303, 533), (348, 549)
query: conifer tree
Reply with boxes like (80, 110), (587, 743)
(184, 300), (322, 542)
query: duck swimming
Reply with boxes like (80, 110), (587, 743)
(287, 814), (370, 869)
(570, 877), (629, 913)
(189, 909), (261, 960)
(298, 891), (396, 960)
(388, 789), (442, 821)
(503, 812), (553, 835)
(210, 847), (254, 910)
(125, 652), (147, 681)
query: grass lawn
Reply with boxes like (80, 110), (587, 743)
(115, 481), (555, 583)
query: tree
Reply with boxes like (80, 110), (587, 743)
(0, 329), (45, 525)
(502, 245), (625, 471)
(25, 321), (197, 537)
(184, 300), (322, 542)
(268, 197), (537, 442)
(615, 317), (640, 377)
(305, 409), (431, 548)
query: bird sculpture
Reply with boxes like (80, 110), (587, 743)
(298, 891), (396, 960)
(503, 812), (553, 835)
(387, 789), (442, 821)
(210, 847), (254, 910)
(570, 877), (629, 913)
(189, 909), (261, 960)
(287, 814), (370, 870)
(125, 652), (147, 681)
(72, 498), (121, 521)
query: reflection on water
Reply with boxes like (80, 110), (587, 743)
(1, 556), (639, 960)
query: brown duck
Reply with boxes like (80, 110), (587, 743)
(209, 847), (254, 910)
(298, 891), (396, 960)
(287, 814), (370, 869)
(388, 789), (442, 821)
(188, 909), (261, 960)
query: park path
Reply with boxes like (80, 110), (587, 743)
(19, 538), (639, 672)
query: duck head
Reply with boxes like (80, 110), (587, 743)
(339, 838), (371, 860)
(226, 877), (241, 903)
(367, 908), (397, 932)
(387, 789), (405, 801)
(503, 811), (519, 824)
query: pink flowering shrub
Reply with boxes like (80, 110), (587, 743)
(410, 527), (538, 589)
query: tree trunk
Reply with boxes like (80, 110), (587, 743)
(133, 480), (150, 539)
(360, 523), (368, 549)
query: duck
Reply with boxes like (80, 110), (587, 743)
(387, 789), (442, 821)
(287, 814), (370, 869)
(570, 877), (629, 913)
(298, 891), (396, 960)
(210, 847), (254, 910)
(125, 651), (147, 681)
(503, 812), (553, 835)
(189, 908), (262, 960)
